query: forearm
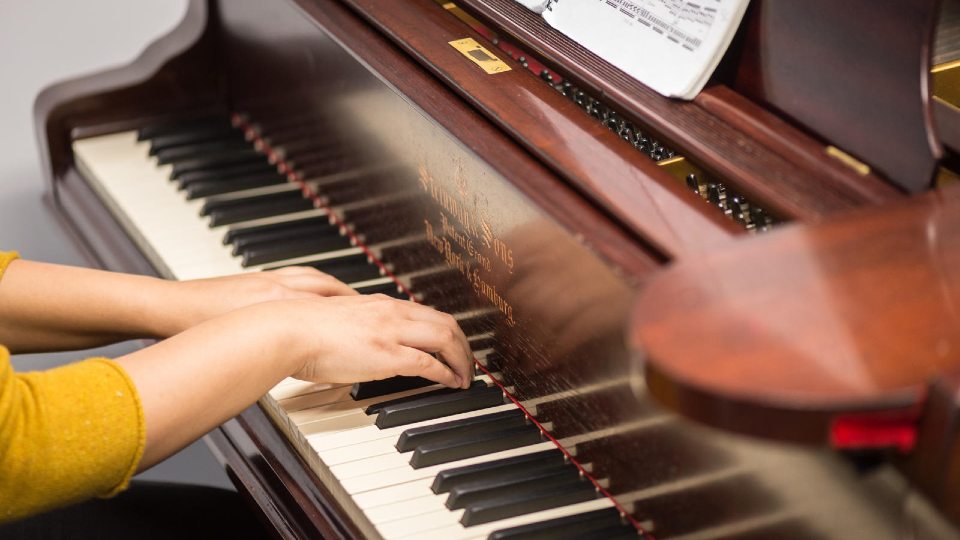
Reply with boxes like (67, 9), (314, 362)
(115, 307), (299, 470)
(0, 259), (177, 353)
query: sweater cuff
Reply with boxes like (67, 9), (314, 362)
(0, 356), (146, 522)
(92, 358), (147, 497)
(0, 251), (19, 282)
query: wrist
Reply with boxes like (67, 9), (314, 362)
(236, 301), (310, 379)
(138, 277), (190, 338)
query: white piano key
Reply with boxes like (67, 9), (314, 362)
(340, 442), (558, 494)
(268, 379), (347, 401)
(391, 498), (617, 540)
(198, 181), (301, 202)
(315, 403), (517, 465)
(366, 492), (450, 524)
(352, 478), (435, 509)
(74, 132), (344, 282)
(288, 374), (492, 422)
(308, 403), (518, 453)
(73, 132), (249, 280)
(319, 437), (401, 466)
(279, 384), (356, 414)
(285, 383), (442, 422)
(375, 508), (462, 537)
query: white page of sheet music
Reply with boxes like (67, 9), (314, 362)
(540, 0), (750, 99)
(514, 0), (551, 12)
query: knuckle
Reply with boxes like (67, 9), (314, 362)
(415, 353), (434, 371)
(251, 278), (287, 300)
(438, 325), (456, 343)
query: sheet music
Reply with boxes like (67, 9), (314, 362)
(517, 0), (750, 99)
(514, 0), (551, 12)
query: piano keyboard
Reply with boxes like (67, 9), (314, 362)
(71, 115), (642, 540)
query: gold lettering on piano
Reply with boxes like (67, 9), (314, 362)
(424, 218), (517, 327)
(441, 214), (493, 273)
(419, 161), (518, 326)
(448, 38), (512, 75)
(417, 163), (514, 273)
(469, 268), (516, 327)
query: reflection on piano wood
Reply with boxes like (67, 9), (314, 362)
(37, 0), (960, 538)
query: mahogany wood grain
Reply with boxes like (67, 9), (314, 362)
(729, 0), (943, 193)
(455, 0), (904, 221)
(696, 85), (903, 209)
(631, 184), (960, 443)
(339, 0), (742, 260)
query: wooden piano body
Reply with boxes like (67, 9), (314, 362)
(35, 0), (960, 538)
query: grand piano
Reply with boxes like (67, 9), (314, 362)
(35, 0), (960, 538)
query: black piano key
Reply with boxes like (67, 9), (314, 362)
(461, 480), (598, 526)
(458, 312), (497, 336)
(177, 161), (279, 186)
(432, 449), (565, 494)
(574, 525), (641, 540)
(482, 352), (504, 372)
(228, 217), (338, 250)
(241, 235), (353, 267)
(364, 380), (486, 416)
(137, 115), (231, 141)
(396, 409), (525, 452)
(486, 508), (625, 540)
(185, 173), (287, 199)
(203, 189), (302, 215)
(155, 138), (251, 165)
(469, 336), (496, 352)
(375, 384), (505, 429)
(223, 215), (327, 245)
(410, 423), (541, 469)
(202, 191), (314, 227)
(148, 124), (244, 154)
(171, 148), (265, 178)
(208, 196), (315, 228)
(354, 281), (406, 298)
(446, 465), (580, 510)
(300, 254), (382, 284)
(350, 376), (434, 401)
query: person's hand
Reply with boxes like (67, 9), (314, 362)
(121, 292), (473, 470)
(157, 266), (358, 337)
(259, 294), (474, 389)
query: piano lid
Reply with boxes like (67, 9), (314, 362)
(631, 182), (960, 444)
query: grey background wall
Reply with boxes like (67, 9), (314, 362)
(0, 0), (231, 489)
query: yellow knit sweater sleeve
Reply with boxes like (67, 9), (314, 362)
(0, 252), (145, 523)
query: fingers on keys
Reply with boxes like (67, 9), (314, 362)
(267, 265), (359, 296)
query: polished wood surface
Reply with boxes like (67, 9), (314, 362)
(632, 184), (960, 443)
(729, 0), (943, 193)
(456, 0), (905, 222)
(341, 0), (742, 260)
